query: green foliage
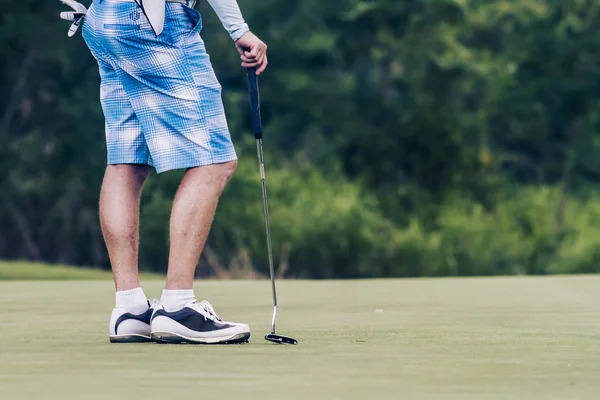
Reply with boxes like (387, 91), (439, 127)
(383, 187), (600, 278)
(2, 0), (600, 277)
(139, 155), (403, 279)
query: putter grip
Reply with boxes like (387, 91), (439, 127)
(246, 68), (263, 139)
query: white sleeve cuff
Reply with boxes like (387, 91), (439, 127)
(205, 0), (250, 41)
(230, 23), (250, 41)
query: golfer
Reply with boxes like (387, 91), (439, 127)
(59, 0), (267, 344)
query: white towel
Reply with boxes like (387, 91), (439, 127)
(137, 0), (166, 36)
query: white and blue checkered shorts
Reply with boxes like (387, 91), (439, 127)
(82, 0), (237, 173)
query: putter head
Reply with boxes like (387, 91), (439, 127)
(265, 333), (298, 345)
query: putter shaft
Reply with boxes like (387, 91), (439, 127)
(257, 139), (278, 334)
(247, 68), (297, 344)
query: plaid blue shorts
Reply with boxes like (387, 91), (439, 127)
(82, 0), (237, 173)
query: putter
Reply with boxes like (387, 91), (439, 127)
(246, 68), (298, 345)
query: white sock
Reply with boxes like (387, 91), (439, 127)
(115, 288), (149, 315)
(160, 289), (196, 312)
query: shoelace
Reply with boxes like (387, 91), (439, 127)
(150, 299), (161, 309)
(190, 300), (223, 322)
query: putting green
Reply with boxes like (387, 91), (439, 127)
(0, 276), (598, 399)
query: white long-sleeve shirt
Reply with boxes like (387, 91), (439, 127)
(137, 0), (249, 40)
(204, 0), (249, 41)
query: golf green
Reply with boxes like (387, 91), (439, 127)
(0, 276), (598, 399)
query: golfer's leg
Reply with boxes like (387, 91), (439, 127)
(82, 1), (156, 343)
(152, 160), (250, 344)
(100, 164), (151, 291)
(165, 161), (237, 289)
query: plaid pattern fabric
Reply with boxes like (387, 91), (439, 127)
(82, 0), (237, 173)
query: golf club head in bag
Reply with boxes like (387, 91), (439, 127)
(246, 68), (298, 345)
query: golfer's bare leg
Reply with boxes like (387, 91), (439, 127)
(165, 161), (237, 289)
(100, 164), (151, 291)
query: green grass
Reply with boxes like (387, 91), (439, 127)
(0, 261), (161, 280)
(0, 276), (599, 399)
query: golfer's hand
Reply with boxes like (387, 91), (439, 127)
(235, 32), (268, 75)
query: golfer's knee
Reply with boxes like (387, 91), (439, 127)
(106, 164), (151, 186)
(186, 160), (237, 189)
(212, 160), (237, 189)
(220, 160), (237, 181)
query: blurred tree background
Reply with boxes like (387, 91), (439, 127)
(2, 0), (600, 278)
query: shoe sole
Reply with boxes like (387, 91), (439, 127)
(109, 334), (153, 343)
(151, 331), (251, 344)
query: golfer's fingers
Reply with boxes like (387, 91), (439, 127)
(243, 52), (261, 65)
(240, 53), (254, 63)
(255, 52), (266, 68)
(256, 55), (268, 75)
(258, 45), (267, 60)
(250, 43), (266, 59)
(244, 50), (266, 63)
(241, 60), (261, 68)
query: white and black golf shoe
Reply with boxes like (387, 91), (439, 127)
(109, 300), (158, 343)
(150, 300), (250, 344)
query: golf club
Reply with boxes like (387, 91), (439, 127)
(246, 68), (298, 345)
